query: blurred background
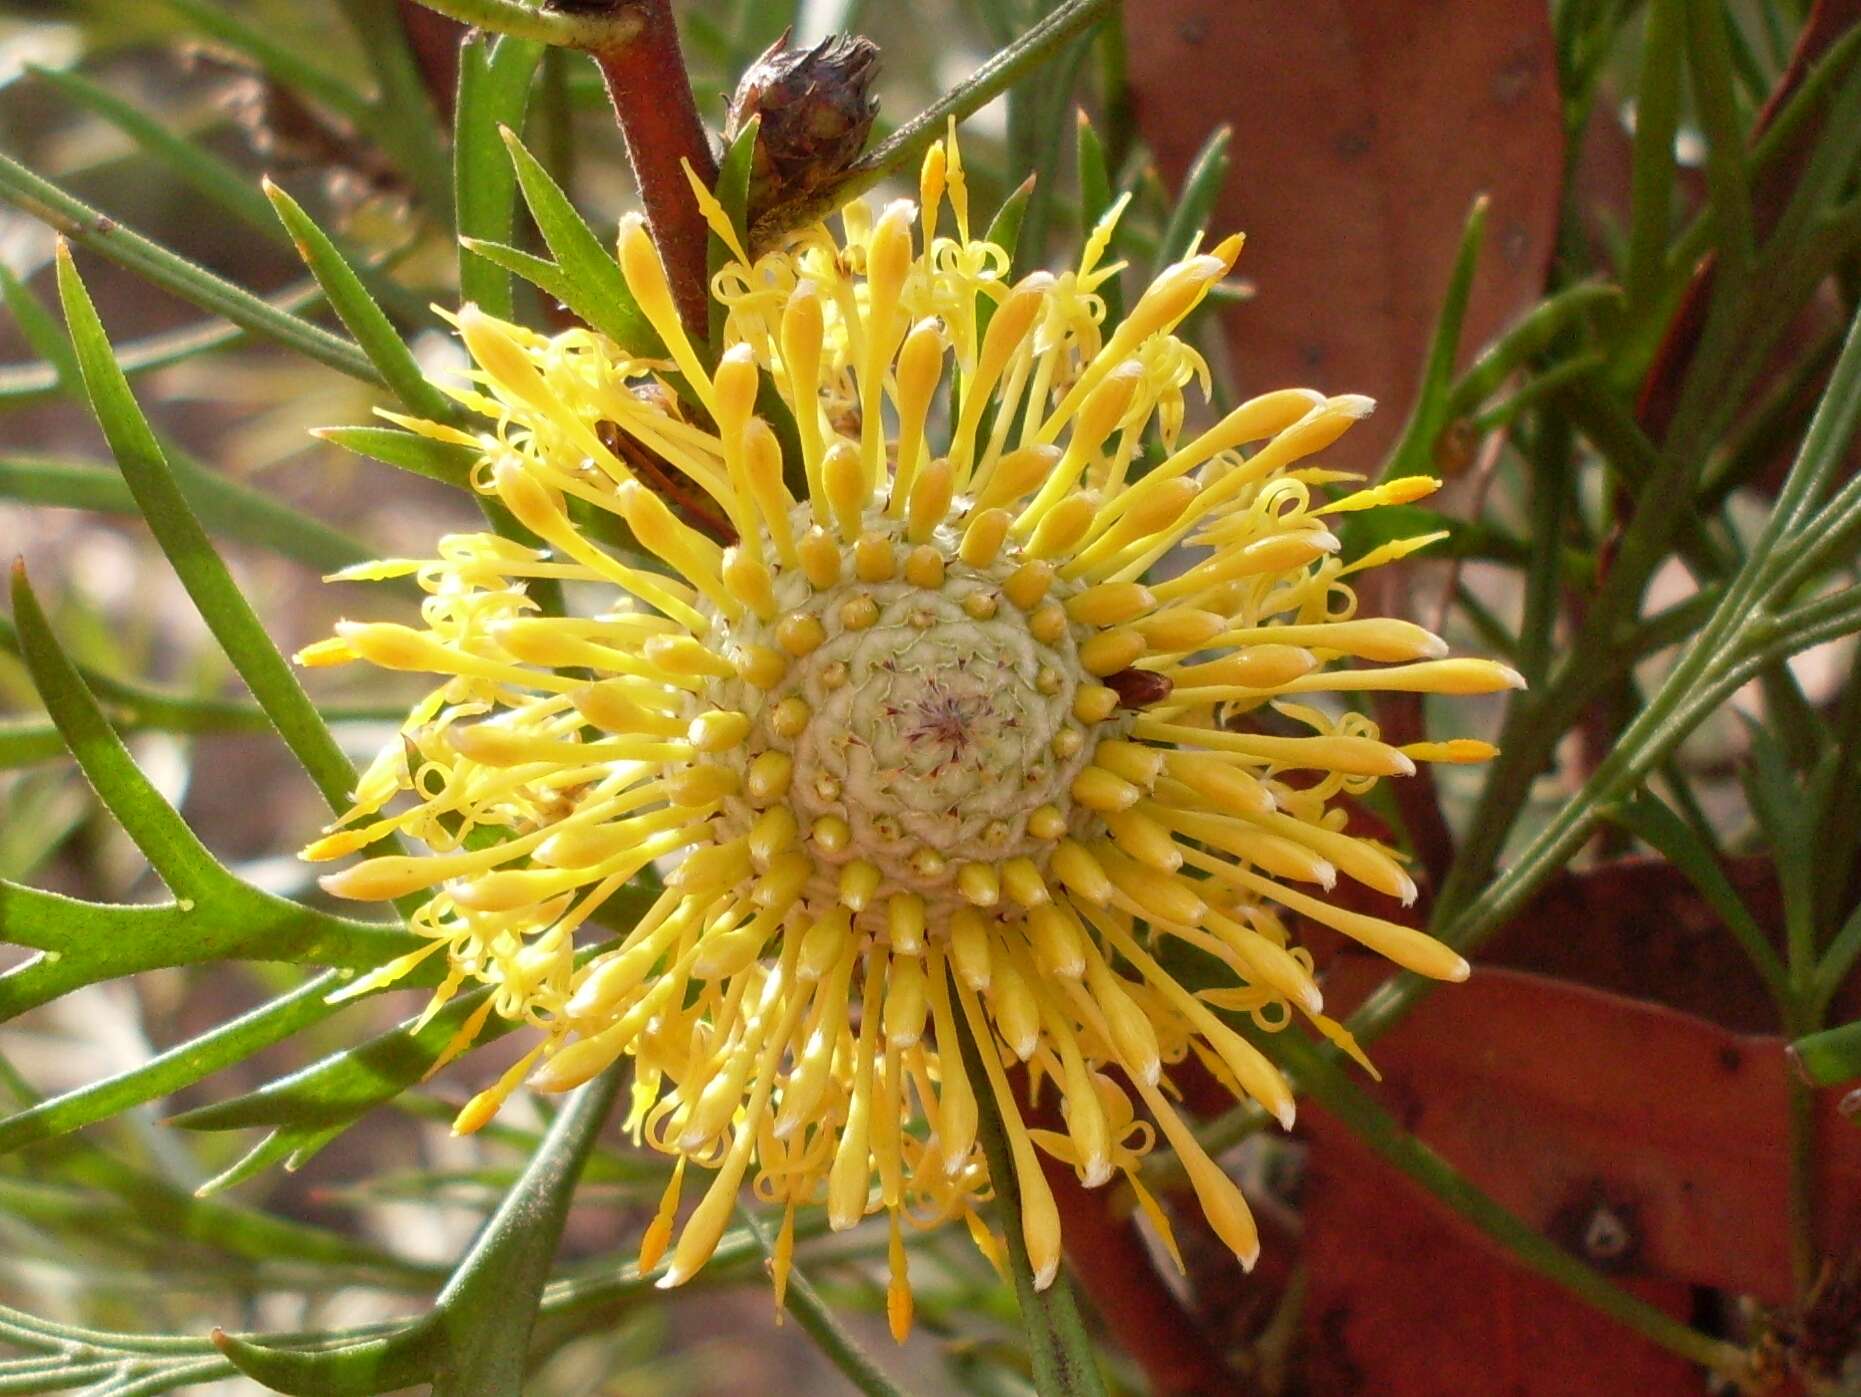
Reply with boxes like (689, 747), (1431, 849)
(3, 0), (1860, 1393)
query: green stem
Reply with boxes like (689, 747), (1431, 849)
(402, 0), (639, 48)
(1814, 902), (1861, 1017)
(428, 1068), (624, 1396)
(0, 614), (399, 736)
(1786, 1043), (1820, 1297)
(0, 154), (379, 387)
(954, 1010), (1107, 1397)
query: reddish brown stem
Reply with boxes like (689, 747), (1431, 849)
(589, 0), (718, 338)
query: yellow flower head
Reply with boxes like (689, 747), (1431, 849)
(302, 128), (1518, 1328)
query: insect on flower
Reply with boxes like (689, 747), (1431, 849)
(298, 124), (1520, 1337)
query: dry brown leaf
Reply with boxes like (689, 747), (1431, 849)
(1127, 0), (1565, 470)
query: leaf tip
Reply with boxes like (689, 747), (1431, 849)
(1786, 1043), (1813, 1085)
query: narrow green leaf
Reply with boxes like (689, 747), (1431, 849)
(1740, 715), (1817, 919)
(429, 1067), (623, 1394)
(0, 720), (64, 768)
(0, 454), (376, 577)
(1152, 123), (1231, 272)
(54, 246), (368, 818)
(1444, 283), (1620, 420)
(331, 0), (455, 220)
(984, 175), (1037, 268)
(1816, 901), (1861, 1012)
(169, 887), (651, 1142)
(1684, 0), (1756, 275)
(708, 117), (760, 357)
(1624, 0), (1682, 321)
(6, 565), (217, 895)
(975, 174), (1036, 346)
(1792, 1018), (1861, 1087)
(0, 455), (135, 512)
(1075, 109), (1112, 239)
(32, 65), (275, 238)
(314, 424), (477, 488)
(0, 261), (77, 389)
(1609, 793), (1788, 1002)
(0, 612), (401, 737)
(0, 288), (327, 409)
(0, 877), (418, 1024)
(1469, 351), (1609, 435)
(0, 153), (380, 386)
(0, 973), (345, 1154)
(215, 1317), (443, 1397)
(456, 237), (576, 316)
(198, 1124), (337, 1197)
(264, 179), (455, 422)
(218, 1068), (624, 1396)
(171, 978), (537, 1136)
(1379, 195), (1488, 481)
(456, 33), (545, 320)
(502, 127), (662, 354)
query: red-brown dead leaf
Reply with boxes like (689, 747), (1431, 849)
(1300, 961), (1861, 1393)
(1302, 1132), (1704, 1395)
(1126, 0), (1565, 470)
(1310, 959), (1861, 1309)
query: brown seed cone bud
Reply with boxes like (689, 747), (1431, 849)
(1104, 667), (1174, 710)
(725, 31), (880, 219)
